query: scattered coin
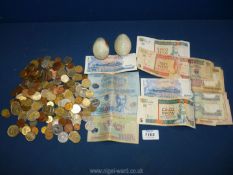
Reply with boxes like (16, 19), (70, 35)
(68, 131), (81, 143)
(58, 131), (68, 143)
(1, 108), (11, 118)
(82, 98), (91, 108)
(7, 125), (19, 137)
(22, 125), (31, 136)
(81, 79), (91, 88)
(25, 131), (36, 142)
(4, 57), (99, 143)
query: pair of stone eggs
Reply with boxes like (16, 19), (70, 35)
(92, 34), (131, 60)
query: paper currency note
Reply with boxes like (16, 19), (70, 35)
(87, 72), (140, 144)
(194, 92), (232, 126)
(189, 57), (214, 80)
(87, 116), (139, 144)
(137, 47), (190, 78)
(136, 36), (190, 57)
(141, 78), (193, 98)
(137, 96), (195, 128)
(191, 67), (225, 93)
(84, 53), (137, 74)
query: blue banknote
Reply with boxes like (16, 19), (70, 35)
(84, 53), (137, 74)
(88, 72), (140, 116)
(141, 78), (193, 98)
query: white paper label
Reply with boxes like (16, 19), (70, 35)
(142, 130), (159, 140)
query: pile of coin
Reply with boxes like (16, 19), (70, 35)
(1, 56), (100, 143)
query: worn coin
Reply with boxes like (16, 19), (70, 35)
(1, 108), (11, 118)
(81, 79), (91, 88)
(52, 124), (63, 135)
(68, 131), (81, 143)
(7, 125), (19, 137)
(25, 131), (36, 142)
(71, 104), (81, 114)
(22, 125), (31, 135)
(58, 131), (69, 143)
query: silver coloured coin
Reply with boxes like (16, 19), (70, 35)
(52, 124), (63, 135)
(58, 131), (68, 143)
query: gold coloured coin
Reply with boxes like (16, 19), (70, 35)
(22, 125), (31, 135)
(41, 126), (47, 134)
(74, 65), (83, 73)
(72, 74), (82, 81)
(1, 108), (11, 118)
(82, 98), (91, 108)
(27, 111), (40, 121)
(7, 125), (19, 137)
(68, 131), (81, 143)
(75, 96), (83, 104)
(81, 79), (91, 88)
(64, 102), (73, 111)
(25, 131), (36, 142)
(85, 90), (94, 98)
(31, 126), (39, 135)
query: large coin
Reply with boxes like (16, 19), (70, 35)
(7, 125), (19, 137)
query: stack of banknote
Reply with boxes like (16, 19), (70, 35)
(85, 54), (140, 144)
(136, 36), (232, 127)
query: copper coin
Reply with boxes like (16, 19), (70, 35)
(58, 118), (67, 126)
(16, 119), (26, 128)
(64, 123), (73, 133)
(73, 123), (80, 131)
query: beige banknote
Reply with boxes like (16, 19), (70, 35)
(194, 92), (232, 126)
(87, 115), (139, 144)
(137, 96), (195, 128)
(136, 36), (190, 57)
(189, 57), (214, 80)
(191, 67), (225, 93)
(137, 47), (190, 78)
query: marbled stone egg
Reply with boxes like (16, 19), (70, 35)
(114, 34), (131, 56)
(92, 37), (109, 60)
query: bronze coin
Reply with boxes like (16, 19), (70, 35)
(16, 119), (26, 128)
(73, 123), (80, 131)
(64, 123), (73, 133)
(58, 118), (67, 126)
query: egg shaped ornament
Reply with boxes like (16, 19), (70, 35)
(92, 37), (109, 60)
(114, 34), (132, 56)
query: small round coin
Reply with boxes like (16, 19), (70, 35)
(52, 124), (63, 135)
(81, 79), (91, 88)
(25, 131), (36, 142)
(82, 98), (91, 108)
(1, 108), (11, 118)
(74, 65), (83, 73)
(22, 125), (31, 135)
(68, 131), (81, 143)
(7, 125), (19, 137)
(71, 104), (81, 114)
(61, 74), (70, 83)
(58, 131), (68, 143)
(85, 90), (94, 98)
